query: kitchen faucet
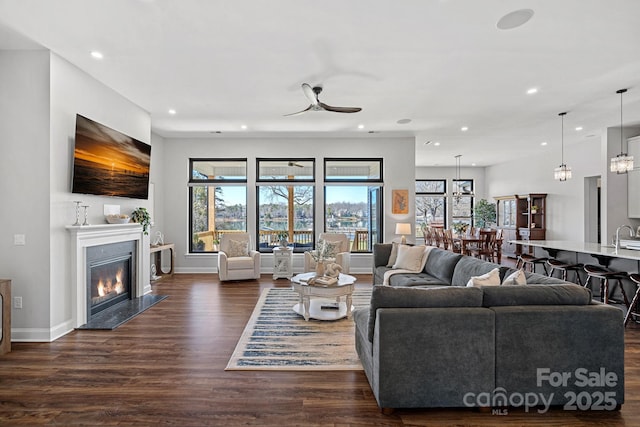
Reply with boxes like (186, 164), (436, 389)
(615, 225), (636, 252)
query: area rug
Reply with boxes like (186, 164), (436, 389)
(225, 287), (372, 371)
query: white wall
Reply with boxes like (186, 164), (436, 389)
(602, 126), (640, 242)
(0, 50), (51, 337)
(0, 50), (154, 341)
(485, 132), (640, 243)
(161, 136), (415, 274)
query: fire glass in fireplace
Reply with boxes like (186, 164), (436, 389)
(86, 241), (136, 317)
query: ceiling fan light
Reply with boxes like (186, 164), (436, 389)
(554, 164), (572, 181)
(610, 154), (634, 174)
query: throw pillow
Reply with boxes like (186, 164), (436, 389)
(316, 239), (341, 260)
(386, 242), (401, 267)
(322, 240), (342, 258)
(502, 269), (527, 286)
(227, 239), (249, 258)
(392, 245), (429, 271)
(466, 268), (501, 287)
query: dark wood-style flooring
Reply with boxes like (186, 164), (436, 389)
(1, 273), (640, 426)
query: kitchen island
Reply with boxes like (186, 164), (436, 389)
(511, 239), (640, 304)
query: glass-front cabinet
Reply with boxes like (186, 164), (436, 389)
(495, 193), (547, 259)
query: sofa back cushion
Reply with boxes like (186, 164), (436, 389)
(367, 285), (483, 342)
(422, 248), (463, 284)
(482, 284), (591, 307)
(451, 256), (507, 287)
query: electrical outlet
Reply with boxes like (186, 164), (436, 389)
(14, 234), (26, 245)
(13, 296), (22, 309)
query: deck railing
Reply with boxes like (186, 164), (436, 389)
(195, 229), (372, 252)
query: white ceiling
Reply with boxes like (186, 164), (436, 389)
(1, 0), (640, 167)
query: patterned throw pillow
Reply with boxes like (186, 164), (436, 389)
(322, 240), (342, 258)
(227, 239), (249, 258)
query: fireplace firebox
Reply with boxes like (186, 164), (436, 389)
(86, 241), (137, 318)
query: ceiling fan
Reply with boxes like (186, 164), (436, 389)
(284, 83), (362, 116)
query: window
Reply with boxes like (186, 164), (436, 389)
(325, 159), (383, 252)
(189, 159), (247, 253)
(415, 180), (446, 236)
(257, 158), (315, 252)
(451, 179), (474, 229)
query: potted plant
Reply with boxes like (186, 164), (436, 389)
(212, 238), (220, 252)
(530, 205), (539, 214)
(131, 207), (151, 235)
(276, 231), (289, 247)
(474, 199), (497, 229)
(192, 234), (205, 251)
(451, 222), (468, 235)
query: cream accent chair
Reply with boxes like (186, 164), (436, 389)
(304, 233), (351, 274)
(217, 232), (261, 281)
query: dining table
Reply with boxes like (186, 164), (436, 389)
(452, 234), (503, 263)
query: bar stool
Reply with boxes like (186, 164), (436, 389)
(546, 258), (583, 286)
(583, 264), (629, 306)
(624, 273), (640, 326)
(515, 254), (548, 275)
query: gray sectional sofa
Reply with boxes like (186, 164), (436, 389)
(355, 244), (625, 411)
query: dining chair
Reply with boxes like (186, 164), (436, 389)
(467, 229), (497, 262)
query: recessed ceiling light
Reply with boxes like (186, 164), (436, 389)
(497, 9), (535, 30)
(575, 126), (583, 131)
(541, 141), (548, 146)
(471, 163), (477, 166)
(461, 126), (469, 132)
(397, 118), (412, 124)
(90, 51), (103, 59)
(527, 88), (538, 95)
(357, 124), (365, 129)
(434, 142), (441, 146)
(240, 125), (248, 130)
(168, 109), (176, 115)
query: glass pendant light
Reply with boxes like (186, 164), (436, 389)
(453, 155), (463, 202)
(554, 112), (572, 181)
(610, 88), (633, 174)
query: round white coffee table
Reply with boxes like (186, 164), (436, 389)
(290, 272), (357, 321)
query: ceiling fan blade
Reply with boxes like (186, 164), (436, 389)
(319, 102), (362, 113)
(301, 83), (319, 106)
(283, 104), (312, 117)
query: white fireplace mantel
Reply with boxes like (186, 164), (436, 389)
(66, 223), (150, 327)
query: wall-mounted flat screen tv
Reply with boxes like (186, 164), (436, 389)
(72, 114), (151, 199)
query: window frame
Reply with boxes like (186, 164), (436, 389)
(323, 158), (384, 253)
(415, 179), (447, 233)
(188, 158), (248, 254)
(256, 158), (316, 253)
(324, 157), (383, 183)
(256, 157), (315, 183)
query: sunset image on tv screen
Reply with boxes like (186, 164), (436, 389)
(72, 115), (151, 199)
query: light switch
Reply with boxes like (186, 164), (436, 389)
(14, 234), (26, 245)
